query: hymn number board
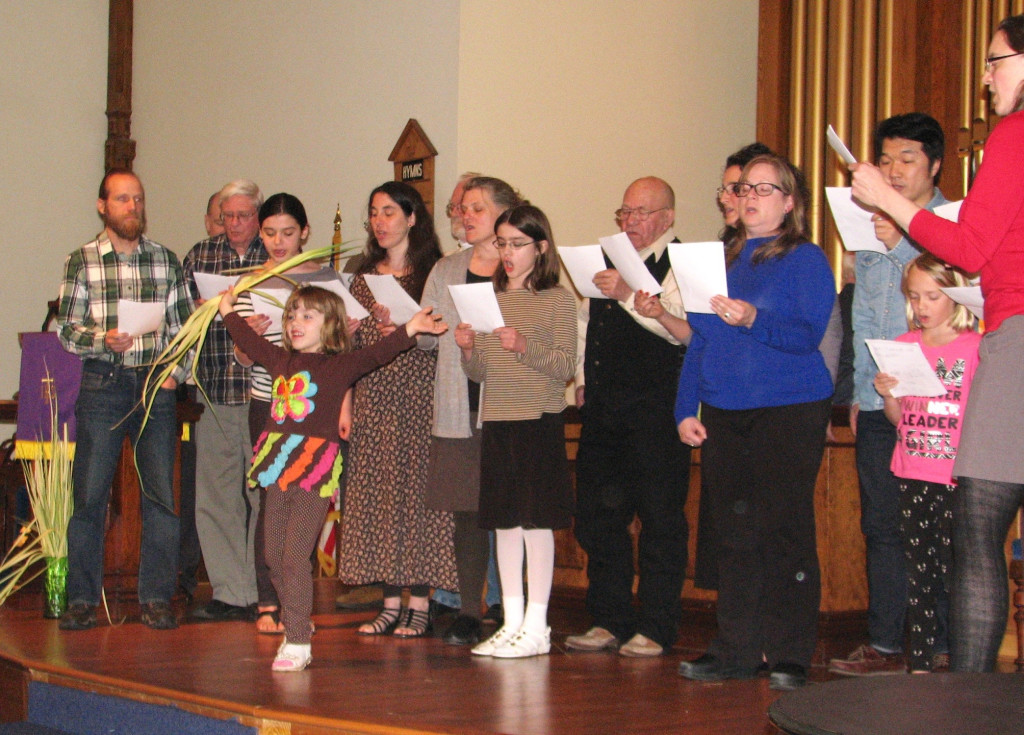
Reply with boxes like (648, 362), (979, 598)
(389, 118), (438, 217)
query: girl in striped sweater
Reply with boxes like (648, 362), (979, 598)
(454, 204), (577, 658)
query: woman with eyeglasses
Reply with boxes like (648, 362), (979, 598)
(453, 204), (576, 658)
(852, 14), (1024, 673)
(337, 181), (451, 638)
(418, 176), (522, 647)
(674, 154), (835, 691)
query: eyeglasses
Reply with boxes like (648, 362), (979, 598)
(734, 182), (786, 197)
(614, 206), (668, 222)
(221, 210), (256, 222)
(985, 50), (1024, 71)
(716, 183), (741, 199)
(495, 239), (536, 251)
(445, 201), (461, 218)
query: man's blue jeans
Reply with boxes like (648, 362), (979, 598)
(855, 409), (908, 652)
(66, 360), (180, 606)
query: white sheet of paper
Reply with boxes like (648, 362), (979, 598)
(363, 274), (421, 324)
(825, 187), (886, 253)
(667, 242), (728, 314)
(598, 232), (663, 295)
(117, 300), (164, 336)
(826, 124), (857, 165)
(250, 288), (291, 335)
(934, 199), (963, 222)
(557, 244), (606, 299)
(192, 272), (237, 302)
(448, 282), (505, 334)
(941, 285), (985, 320)
(338, 272), (355, 289)
(317, 279), (370, 320)
(865, 339), (947, 398)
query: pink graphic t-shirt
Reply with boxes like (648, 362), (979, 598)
(889, 329), (982, 485)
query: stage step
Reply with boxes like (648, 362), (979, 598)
(26, 682), (254, 735)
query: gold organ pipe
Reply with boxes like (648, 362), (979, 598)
(853, 0), (878, 164)
(789, 0), (809, 164)
(878, 0), (895, 120)
(824, 0), (854, 279)
(805, 0), (828, 250)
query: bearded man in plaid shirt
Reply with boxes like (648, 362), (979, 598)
(57, 169), (193, 632)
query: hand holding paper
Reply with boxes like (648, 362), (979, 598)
(865, 339), (947, 398)
(667, 242), (727, 313)
(117, 299), (164, 337)
(598, 232), (663, 295)
(364, 274), (422, 324)
(557, 244), (606, 299)
(448, 282), (505, 334)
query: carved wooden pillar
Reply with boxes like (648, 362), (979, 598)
(105, 0), (135, 171)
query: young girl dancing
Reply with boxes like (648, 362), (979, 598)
(454, 204), (576, 658)
(873, 253), (980, 673)
(219, 284), (446, 671)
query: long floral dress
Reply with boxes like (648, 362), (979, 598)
(337, 272), (457, 590)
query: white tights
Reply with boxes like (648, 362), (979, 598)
(495, 526), (554, 634)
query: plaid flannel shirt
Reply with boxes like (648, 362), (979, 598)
(182, 234), (267, 405)
(57, 233), (194, 385)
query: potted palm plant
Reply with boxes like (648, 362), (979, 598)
(20, 395), (74, 618)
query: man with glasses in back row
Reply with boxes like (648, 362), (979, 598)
(182, 180), (269, 625)
(566, 177), (692, 657)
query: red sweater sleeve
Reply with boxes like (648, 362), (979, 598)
(909, 111), (1024, 331)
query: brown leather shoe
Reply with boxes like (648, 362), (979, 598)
(828, 644), (904, 676)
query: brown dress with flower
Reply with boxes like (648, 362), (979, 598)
(338, 273), (457, 590)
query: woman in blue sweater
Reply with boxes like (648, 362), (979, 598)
(674, 154), (834, 691)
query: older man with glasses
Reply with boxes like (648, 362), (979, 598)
(566, 177), (692, 657)
(182, 179), (270, 625)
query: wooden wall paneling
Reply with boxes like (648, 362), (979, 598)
(756, 0), (794, 154)
(105, 0), (135, 171)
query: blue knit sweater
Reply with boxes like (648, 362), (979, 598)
(674, 236), (835, 421)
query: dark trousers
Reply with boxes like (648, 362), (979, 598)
(950, 477), (1024, 671)
(897, 479), (953, 671)
(855, 409), (908, 652)
(574, 402), (690, 648)
(702, 399), (830, 670)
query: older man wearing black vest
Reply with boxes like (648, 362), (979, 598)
(567, 177), (691, 657)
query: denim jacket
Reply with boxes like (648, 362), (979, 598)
(851, 188), (948, 410)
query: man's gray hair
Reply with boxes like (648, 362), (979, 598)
(217, 179), (264, 210)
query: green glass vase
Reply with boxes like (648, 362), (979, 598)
(43, 556), (68, 619)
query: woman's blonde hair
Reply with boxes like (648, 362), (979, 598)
(903, 253), (976, 332)
(281, 285), (352, 354)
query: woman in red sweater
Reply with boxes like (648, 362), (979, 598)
(851, 14), (1024, 672)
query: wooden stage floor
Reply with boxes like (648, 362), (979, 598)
(0, 579), (977, 735)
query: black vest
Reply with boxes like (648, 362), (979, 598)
(584, 248), (686, 411)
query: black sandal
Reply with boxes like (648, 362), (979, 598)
(255, 608), (283, 635)
(394, 607), (432, 638)
(357, 606), (402, 636)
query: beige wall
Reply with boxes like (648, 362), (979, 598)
(458, 0), (759, 248)
(0, 0), (757, 417)
(0, 1), (109, 409)
(133, 0), (461, 258)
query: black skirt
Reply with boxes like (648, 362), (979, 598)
(478, 411), (574, 530)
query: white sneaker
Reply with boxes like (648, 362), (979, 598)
(491, 627), (551, 658)
(471, 625), (518, 656)
(272, 642), (312, 672)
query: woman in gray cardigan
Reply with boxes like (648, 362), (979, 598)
(420, 176), (521, 646)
